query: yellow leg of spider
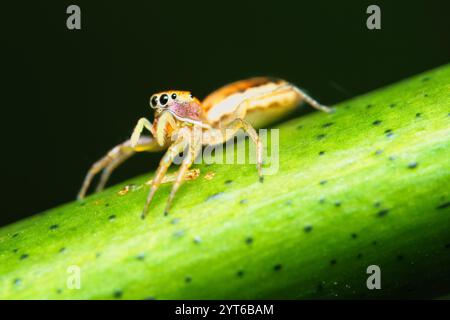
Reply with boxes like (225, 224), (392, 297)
(141, 138), (188, 219)
(246, 83), (332, 114)
(164, 138), (202, 215)
(289, 85), (332, 113)
(203, 118), (263, 181)
(77, 136), (163, 200)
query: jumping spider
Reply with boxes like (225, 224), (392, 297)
(78, 77), (331, 218)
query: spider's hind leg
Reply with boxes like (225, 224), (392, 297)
(289, 85), (332, 113)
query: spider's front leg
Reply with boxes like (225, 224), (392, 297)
(141, 137), (188, 219)
(163, 131), (202, 215)
(78, 117), (163, 200)
(130, 117), (154, 147)
(78, 136), (163, 199)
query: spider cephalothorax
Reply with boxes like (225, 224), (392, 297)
(78, 77), (331, 218)
(149, 91), (209, 146)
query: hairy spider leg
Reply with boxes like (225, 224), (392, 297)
(78, 135), (163, 200)
(141, 138), (188, 219)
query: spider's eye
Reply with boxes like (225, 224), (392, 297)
(189, 93), (193, 99)
(150, 95), (158, 108)
(171, 93), (177, 99)
(160, 94), (169, 106)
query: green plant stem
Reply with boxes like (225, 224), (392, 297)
(0, 65), (449, 299)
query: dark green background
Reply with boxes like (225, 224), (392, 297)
(2, 0), (449, 226)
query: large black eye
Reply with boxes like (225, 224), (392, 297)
(151, 95), (158, 108)
(171, 93), (177, 99)
(160, 94), (169, 106)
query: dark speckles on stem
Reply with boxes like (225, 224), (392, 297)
(173, 230), (185, 238)
(236, 270), (245, 277)
(422, 77), (430, 82)
(319, 197), (326, 204)
(96, 252), (101, 258)
(322, 122), (334, 128)
(416, 113), (422, 118)
(13, 248), (18, 253)
(240, 199), (248, 205)
(316, 134), (326, 140)
(136, 253), (145, 261)
(351, 233), (358, 239)
(366, 104), (373, 109)
(385, 129), (394, 137)
(397, 254), (405, 261)
(388, 155), (396, 161)
(108, 214), (116, 221)
(357, 253), (363, 259)
(245, 237), (253, 245)
(56, 288), (63, 294)
(185, 276), (192, 283)
(445, 243), (450, 250)
(224, 180), (233, 185)
(319, 180), (327, 185)
(193, 236), (202, 244)
(334, 201), (341, 207)
(12, 233), (19, 238)
(408, 161), (418, 169)
(273, 264), (282, 272)
(374, 201), (381, 208)
(49, 224), (59, 230)
(372, 241), (378, 246)
(374, 149), (383, 155)
(113, 290), (123, 299)
(297, 125), (303, 130)
(13, 278), (21, 285)
(377, 209), (389, 217)
(389, 103), (396, 108)
(436, 202), (450, 210)
(206, 192), (224, 202)
(319, 151), (325, 156)
(372, 120), (382, 126)
(20, 254), (29, 260)
(330, 259), (337, 266)
(304, 225), (313, 233)
(59, 247), (66, 253)
(171, 218), (180, 225)
(424, 93), (429, 97)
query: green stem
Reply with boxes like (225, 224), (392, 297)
(1, 65), (449, 299)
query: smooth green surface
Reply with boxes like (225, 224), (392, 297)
(0, 65), (449, 299)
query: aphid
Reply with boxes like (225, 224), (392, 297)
(78, 77), (331, 218)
